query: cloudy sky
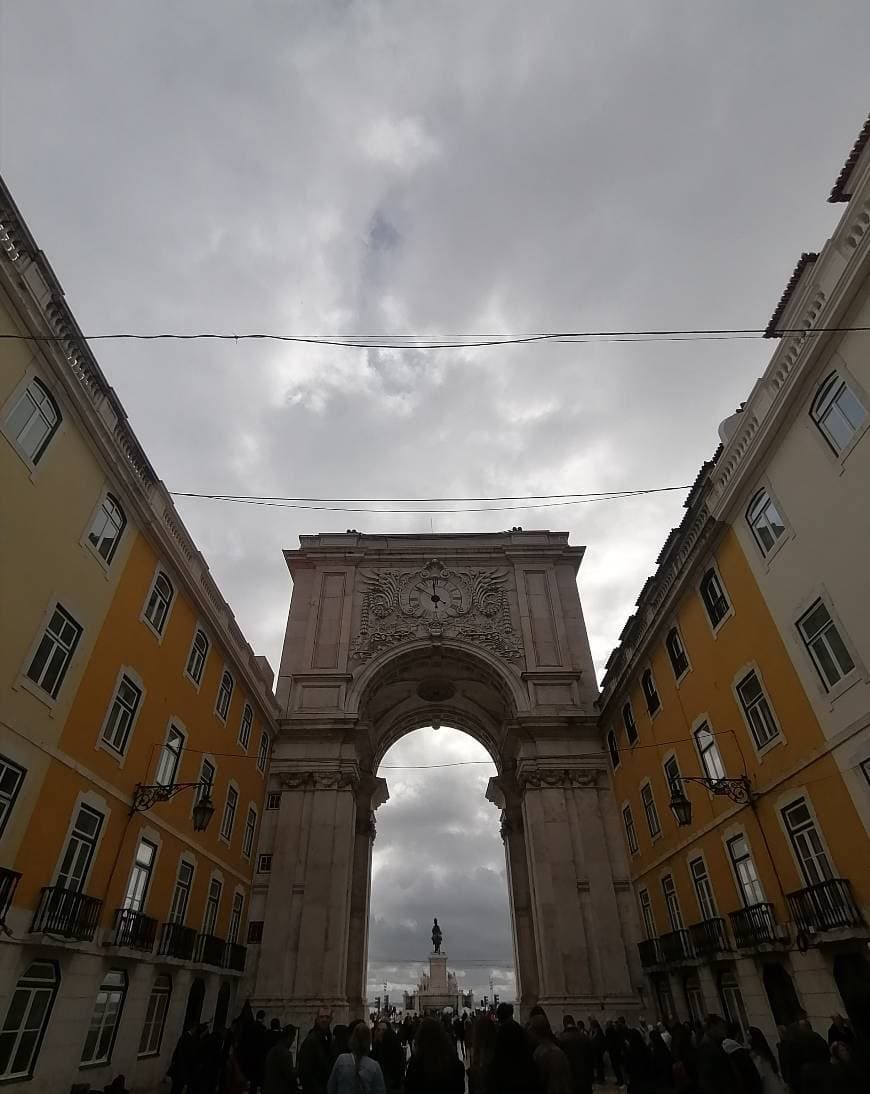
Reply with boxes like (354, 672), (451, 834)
(2, 1), (868, 1004)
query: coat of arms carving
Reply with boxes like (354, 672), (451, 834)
(350, 558), (521, 662)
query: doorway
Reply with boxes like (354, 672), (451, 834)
(214, 981), (232, 1031)
(833, 951), (870, 1039)
(183, 977), (205, 1030)
(762, 962), (802, 1026)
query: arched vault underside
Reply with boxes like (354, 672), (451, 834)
(247, 532), (644, 1025)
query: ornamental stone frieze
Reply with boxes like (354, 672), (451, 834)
(516, 767), (604, 791)
(349, 557), (522, 662)
(278, 769), (360, 792)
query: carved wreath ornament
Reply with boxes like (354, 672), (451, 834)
(350, 558), (522, 662)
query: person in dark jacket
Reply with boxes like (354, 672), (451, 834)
(779, 1019), (831, 1094)
(649, 1028), (675, 1092)
(404, 1017), (465, 1094)
(587, 1019), (606, 1084)
(604, 1021), (626, 1086)
(826, 1014), (855, 1049)
(558, 1016), (594, 1094)
(297, 1007), (335, 1094)
(488, 1015), (542, 1094)
(372, 1019), (404, 1092)
(168, 1023), (201, 1094)
(624, 1028), (655, 1094)
(264, 1026), (299, 1094)
(697, 1016), (760, 1094)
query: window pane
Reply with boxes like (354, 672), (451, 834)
(810, 636), (842, 686)
(825, 626), (855, 676)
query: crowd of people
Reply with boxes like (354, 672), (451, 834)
(158, 1001), (866, 1094)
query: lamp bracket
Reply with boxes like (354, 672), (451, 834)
(131, 782), (210, 814)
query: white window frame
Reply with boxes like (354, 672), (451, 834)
(699, 564), (733, 633)
(622, 700), (638, 745)
(661, 873), (684, 931)
(228, 890), (244, 945)
(53, 797), (107, 893)
(622, 802), (638, 855)
(256, 732), (269, 774)
(725, 830), (765, 908)
(693, 718), (726, 782)
(1, 372), (62, 469)
(137, 974), (171, 1058)
(0, 960), (60, 1080)
(640, 780), (662, 839)
(184, 628), (210, 689)
(194, 756), (217, 821)
(265, 791), (281, 811)
(238, 703), (253, 751)
(97, 667), (145, 761)
(122, 835), (158, 913)
(745, 486), (788, 561)
(665, 626), (690, 681)
(606, 730), (620, 770)
(796, 595), (858, 695)
(219, 783), (239, 844)
(80, 969), (127, 1065)
(242, 804), (257, 859)
(662, 752), (682, 798)
(0, 755), (27, 839)
(155, 722), (186, 787)
(83, 490), (127, 569)
(688, 854), (718, 921)
(641, 667), (661, 717)
(215, 668), (234, 722)
(733, 666), (782, 755)
(202, 875), (223, 936)
(638, 888), (656, 940)
(141, 567), (175, 640)
(168, 857), (195, 926)
(776, 790), (837, 889)
(257, 853), (272, 873)
(809, 368), (868, 458)
(21, 601), (83, 704)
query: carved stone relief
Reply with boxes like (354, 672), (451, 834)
(350, 558), (522, 662)
(516, 767), (603, 790)
(278, 770), (360, 792)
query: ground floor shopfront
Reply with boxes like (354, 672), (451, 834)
(0, 940), (241, 1093)
(645, 940), (870, 1042)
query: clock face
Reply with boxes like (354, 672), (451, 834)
(405, 574), (464, 619)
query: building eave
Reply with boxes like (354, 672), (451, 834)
(828, 112), (870, 203)
(764, 252), (819, 338)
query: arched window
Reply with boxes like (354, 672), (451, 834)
(810, 371), (866, 453)
(138, 974), (171, 1057)
(694, 722), (725, 781)
(3, 377), (61, 465)
(256, 731), (269, 774)
(606, 730), (620, 769)
(622, 701), (638, 745)
(746, 489), (786, 556)
(81, 969), (127, 1065)
(238, 703), (253, 750)
(186, 629), (209, 684)
(700, 569), (730, 627)
(0, 960), (59, 1080)
(87, 493), (126, 563)
(144, 571), (174, 634)
(665, 628), (689, 678)
(216, 671), (234, 720)
(641, 669), (660, 714)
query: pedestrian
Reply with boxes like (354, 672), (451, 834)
(528, 1013), (572, 1094)
(468, 1014), (498, 1094)
(605, 1020), (626, 1086)
(826, 1014), (855, 1049)
(746, 1028), (785, 1094)
(168, 1022), (201, 1094)
(624, 1028), (655, 1094)
(224, 1033), (251, 1094)
(488, 1013), (541, 1094)
(454, 1014), (467, 1060)
(649, 1028), (674, 1092)
(558, 1015), (594, 1094)
(372, 1018), (404, 1092)
(298, 1007), (335, 1094)
(587, 1019), (606, 1084)
(779, 1018), (830, 1094)
(327, 1022), (385, 1094)
(191, 1024), (223, 1094)
(404, 1016), (466, 1094)
(496, 1002), (515, 1026)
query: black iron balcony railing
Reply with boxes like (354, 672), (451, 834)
(196, 932), (226, 967)
(158, 921), (197, 960)
(729, 902), (779, 948)
(787, 878), (865, 933)
(659, 928), (693, 963)
(31, 885), (103, 941)
(637, 938), (662, 968)
(0, 868), (22, 923)
(689, 916), (731, 957)
(223, 942), (247, 972)
(111, 908), (158, 951)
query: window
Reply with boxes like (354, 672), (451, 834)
(661, 874), (683, 931)
(797, 599), (855, 690)
(810, 371), (866, 454)
(0, 961), (59, 1079)
(266, 792), (281, 810)
(641, 669), (660, 714)
(257, 854), (272, 873)
(143, 572), (173, 635)
(198, 759), (216, 805)
(169, 861), (194, 925)
(216, 671), (234, 720)
(25, 604), (82, 699)
(689, 857), (718, 921)
(622, 702), (638, 745)
(243, 806), (257, 858)
(727, 834), (764, 906)
(228, 892), (244, 945)
(718, 972), (750, 1041)
(87, 494), (126, 564)
(781, 799), (834, 887)
(694, 722), (726, 782)
(239, 704), (253, 750)
(186, 629), (209, 685)
(101, 674), (142, 755)
(736, 670), (780, 749)
(700, 569), (730, 628)
(203, 878), (222, 935)
(123, 838), (157, 912)
(57, 804), (103, 892)
(638, 889), (655, 940)
(862, 758), (870, 788)
(156, 726), (184, 787)
(4, 377), (60, 464)
(81, 969), (127, 1065)
(138, 975), (171, 1057)
(247, 921), (264, 944)
(663, 755), (682, 797)
(665, 628), (689, 678)
(606, 730), (620, 770)
(0, 757), (26, 839)
(746, 489), (786, 556)
(622, 804), (638, 854)
(220, 786), (238, 841)
(640, 782), (661, 837)
(257, 732), (269, 774)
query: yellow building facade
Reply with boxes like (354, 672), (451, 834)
(1, 180), (279, 1093)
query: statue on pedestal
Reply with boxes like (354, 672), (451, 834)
(431, 917), (443, 954)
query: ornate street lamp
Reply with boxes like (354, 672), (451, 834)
(668, 775), (753, 828)
(130, 782), (216, 832)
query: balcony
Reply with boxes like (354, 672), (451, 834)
(729, 902), (780, 948)
(223, 942), (247, 972)
(31, 885), (103, 942)
(787, 878), (865, 934)
(111, 908), (158, 951)
(659, 928), (693, 963)
(158, 922), (197, 960)
(0, 868), (21, 923)
(196, 932), (226, 967)
(638, 938), (662, 968)
(689, 917), (731, 957)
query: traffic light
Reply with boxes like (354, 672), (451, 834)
(375, 996), (381, 1012)
(494, 993), (499, 1006)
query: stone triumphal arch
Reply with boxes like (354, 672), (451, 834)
(247, 531), (643, 1022)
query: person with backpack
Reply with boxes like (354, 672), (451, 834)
(327, 1023), (385, 1094)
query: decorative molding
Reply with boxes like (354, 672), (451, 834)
(278, 770), (359, 792)
(356, 811), (377, 840)
(517, 767), (603, 790)
(350, 557), (521, 662)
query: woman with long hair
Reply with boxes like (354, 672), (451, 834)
(747, 1027), (786, 1094)
(404, 1016), (466, 1094)
(327, 1022), (386, 1094)
(468, 1015), (498, 1094)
